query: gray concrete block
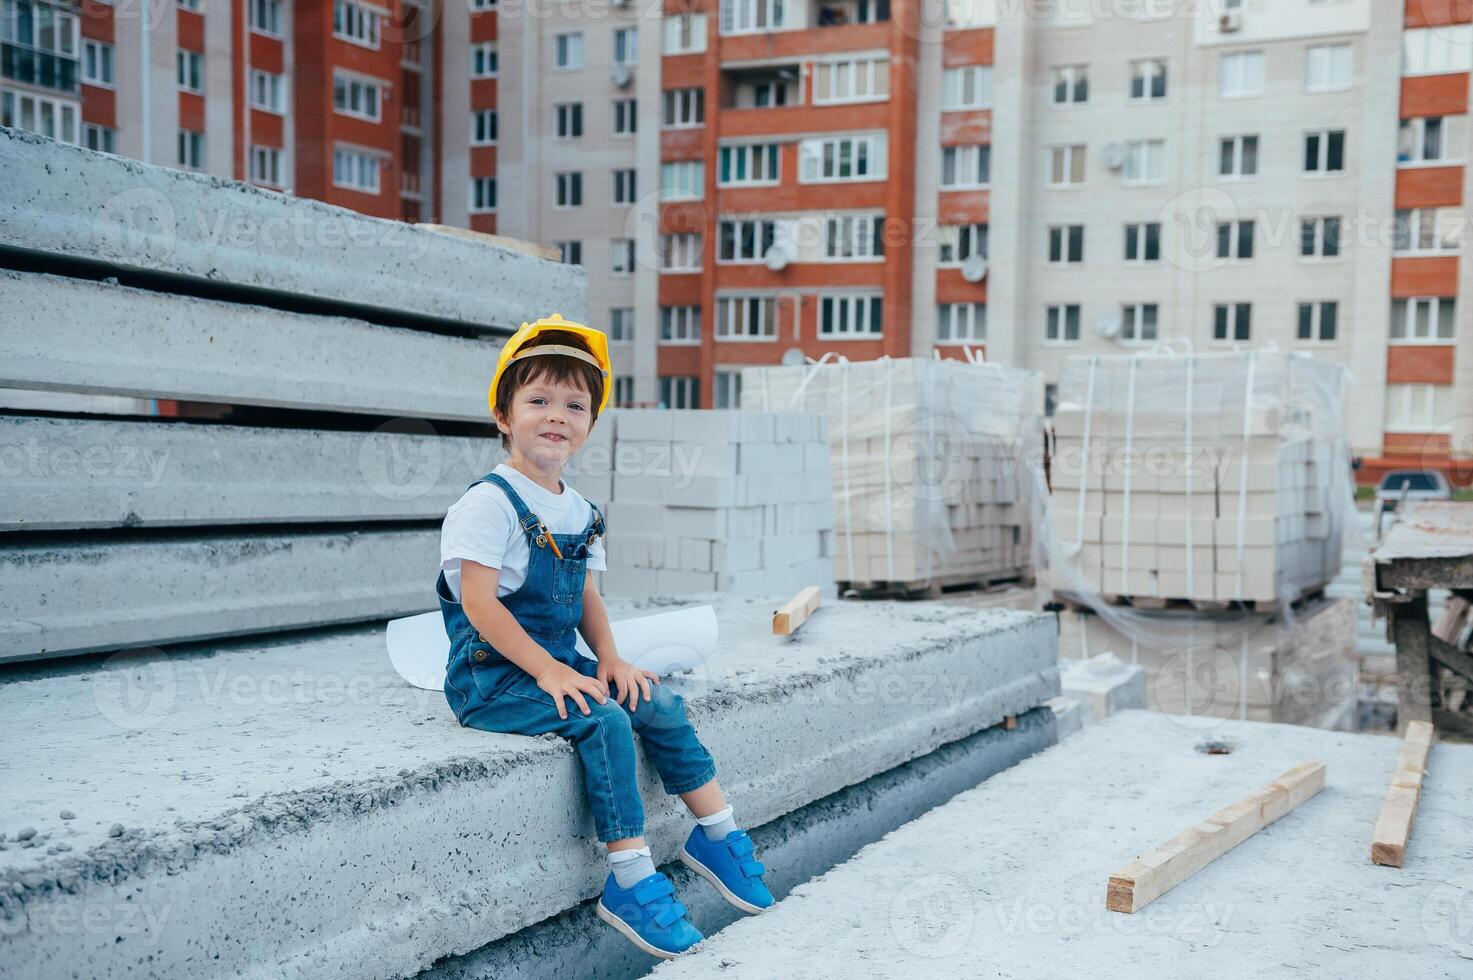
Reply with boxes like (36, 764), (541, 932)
(0, 270), (496, 421)
(655, 711), (1473, 978)
(0, 129), (584, 331)
(426, 708), (1056, 979)
(0, 595), (1058, 979)
(1, 415), (499, 531)
(0, 528), (438, 662)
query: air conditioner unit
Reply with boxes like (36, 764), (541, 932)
(611, 65), (633, 89)
(1218, 11), (1242, 32)
(1102, 142), (1126, 171)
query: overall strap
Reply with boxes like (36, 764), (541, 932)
(481, 472), (544, 538)
(585, 502), (606, 545)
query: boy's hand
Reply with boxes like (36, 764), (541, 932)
(597, 654), (661, 712)
(535, 661), (610, 720)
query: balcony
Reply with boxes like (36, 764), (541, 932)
(721, 63), (801, 110)
(1, 42), (79, 93)
(813, 0), (888, 27)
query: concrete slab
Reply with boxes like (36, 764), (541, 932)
(0, 270), (497, 422)
(0, 129), (584, 332)
(1, 415), (495, 531)
(654, 711), (1473, 979)
(0, 595), (1058, 980)
(0, 529), (438, 662)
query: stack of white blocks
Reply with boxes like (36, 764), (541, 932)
(571, 409), (836, 599)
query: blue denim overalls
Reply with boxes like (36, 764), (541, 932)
(435, 470), (717, 843)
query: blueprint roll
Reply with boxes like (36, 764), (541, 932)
(387, 604), (719, 691)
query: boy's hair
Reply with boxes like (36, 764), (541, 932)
(493, 330), (605, 451)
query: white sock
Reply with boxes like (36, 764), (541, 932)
(696, 805), (737, 841)
(608, 845), (656, 888)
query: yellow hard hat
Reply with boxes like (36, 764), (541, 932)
(488, 313), (613, 418)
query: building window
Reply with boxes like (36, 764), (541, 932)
(941, 66), (992, 110)
(470, 0), (498, 9)
(333, 74), (382, 121)
(249, 145), (281, 185)
(1123, 140), (1164, 184)
(1304, 129), (1345, 173)
(612, 168), (636, 204)
(938, 303), (985, 343)
(1121, 303), (1158, 343)
(555, 171), (583, 207)
(813, 57), (890, 105)
(333, 0), (380, 49)
(611, 238), (636, 275)
(82, 123), (116, 153)
(1215, 220), (1254, 259)
(471, 42), (498, 78)
(1395, 209), (1460, 254)
(720, 0), (790, 36)
(825, 214), (884, 261)
(661, 305), (702, 343)
(1048, 225), (1084, 264)
(612, 26), (638, 65)
(1219, 135), (1258, 178)
(332, 146), (380, 192)
(1398, 117), (1444, 165)
(472, 109), (497, 145)
(1, 91), (79, 144)
(663, 13), (707, 54)
(940, 145), (990, 189)
(250, 0), (283, 35)
(718, 218), (777, 263)
(714, 369), (743, 409)
(819, 295), (882, 338)
(1044, 304), (1080, 344)
(470, 176), (496, 212)
(250, 70), (286, 113)
(177, 129), (204, 169)
(799, 133), (887, 182)
(938, 223), (988, 265)
(659, 375), (700, 409)
(613, 98), (638, 135)
(1300, 216), (1341, 258)
(177, 50), (203, 92)
(1212, 302), (1251, 342)
(660, 160), (703, 200)
(1385, 384), (1454, 433)
(557, 241), (582, 265)
(82, 39), (114, 86)
(718, 143), (780, 186)
(1390, 298), (1456, 343)
(555, 32), (584, 69)
(614, 375), (635, 408)
(1306, 43), (1351, 93)
(1219, 50), (1264, 98)
(1129, 58), (1166, 101)
(1403, 25), (1473, 77)
(658, 233), (702, 271)
(609, 308), (635, 341)
(662, 87), (704, 128)
(717, 295), (779, 339)
(1049, 145), (1085, 187)
(1296, 301), (1337, 342)
(1051, 64), (1088, 105)
(555, 102), (583, 138)
(1124, 222), (1161, 263)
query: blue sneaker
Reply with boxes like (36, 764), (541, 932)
(679, 826), (774, 914)
(596, 871), (703, 960)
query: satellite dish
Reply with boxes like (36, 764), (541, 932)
(1102, 142), (1126, 170)
(961, 255), (988, 283)
(1095, 311), (1122, 339)
(764, 243), (791, 271)
(611, 65), (633, 89)
(782, 347), (805, 366)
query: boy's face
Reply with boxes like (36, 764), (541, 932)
(495, 375), (595, 470)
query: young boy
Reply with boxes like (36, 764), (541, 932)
(435, 314), (773, 959)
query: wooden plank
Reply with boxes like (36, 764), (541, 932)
(1433, 596), (1470, 645)
(1106, 761), (1327, 914)
(1430, 634), (1473, 684)
(772, 586), (822, 636)
(1371, 720), (1435, 868)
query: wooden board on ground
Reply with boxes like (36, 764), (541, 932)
(1371, 720), (1435, 868)
(1106, 760), (1327, 914)
(773, 586), (821, 636)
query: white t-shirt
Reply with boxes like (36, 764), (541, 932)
(440, 463), (607, 602)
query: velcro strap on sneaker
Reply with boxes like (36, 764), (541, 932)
(741, 859), (765, 879)
(634, 876), (674, 906)
(728, 835), (755, 860)
(654, 901), (688, 929)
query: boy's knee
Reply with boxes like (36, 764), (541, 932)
(584, 698), (634, 735)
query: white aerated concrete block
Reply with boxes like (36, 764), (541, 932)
(1059, 653), (1147, 725)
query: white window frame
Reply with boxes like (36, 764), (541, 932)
(1219, 50), (1264, 99)
(471, 109), (498, 145)
(818, 294), (883, 339)
(940, 144), (990, 189)
(718, 217), (778, 264)
(249, 144), (281, 185)
(663, 13), (707, 54)
(557, 241), (582, 265)
(250, 0), (284, 36)
(1212, 302), (1252, 343)
(1399, 117), (1447, 166)
(1396, 208), (1463, 254)
(471, 42), (498, 78)
(1216, 219), (1255, 260)
(1390, 297), (1456, 344)
(1123, 139), (1165, 185)
(332, 0), (381, 50)
(1124, 222), (1161, 263)
(660, 375), (700, 409)
(554, 171), (583, 208)
(720, 0), (792, 36)
(177, 49), (203, 93)
(662, 87), (705, 128)
(941, 65), (992, 110)
(177, 129), (204, 170)
(332, 145), (381, 193)
(716, 295), (779, 341)
(660, 305), (703, 344)
(83, 39), (114, 87)
(469, 176), (497, 213)
(1403, 25), (1473, 77)
(613, 98), (637, 136)
(812, 57), (890, 106)
(659, 233), (703, 272)
(938, 223), (988, 265)
(1047, 224), (1084, 264)
(714, 368), (743, 410)
(1044, 304), (1081, 345)
(613, 26), (638, 66)
(937, 302), (985, 343)
(612, 168), (636, 205)
(1051, 64), (1088, 106)
(609, 308), (635, 342)
(250, 69), (286, 114)
(1304, 128), (1346, 174)
(1129, 58), (1166, 102)
(1049, 144), (1085, 187)
(717, 142), (780, 187)
(554, 102), (582, 139)
(1384, 384), (1454, 433)
(1219, 134), (1258, 179)
(1, 90), (80, 144)
(1300, 216), (1342, 259)
(798, 133), (887, 183)
(825, 214), (884, 262)
(83, 123), (116, 153)
(1120, 303), (1158, 344)
(1295, 300), (1337, 343)
(1306, 43), (1352, 93)
(660, 160), (704, 200)
(554, 32), (585, 70)
(332, 72), (383, 122)
(470, 0), (498, 9)
(610, 238), (636, 275)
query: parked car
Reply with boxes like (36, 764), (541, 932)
(1374, 469), (1453, 536)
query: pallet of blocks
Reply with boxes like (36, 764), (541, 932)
(1049, 350), (1350, 608)
(1056, 595), (1359, 728)
(569, 409), (838, 599)
(740, 357), (1043, 595)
